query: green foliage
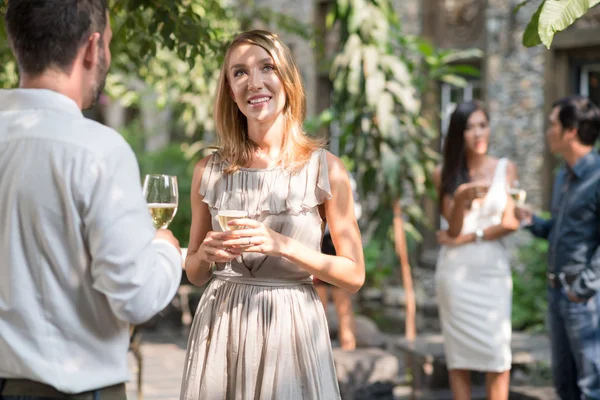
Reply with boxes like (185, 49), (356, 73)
(362, 225), (419, 287)
(512, 225), (550, 332)
(0, 0), (311, 138)
(362, 240), (396, 288)
(106, 1), (310, 139)
(313, 0), (482, 248)
(0, 1), (17, 88)
(522, 1), (544, 47)
(109, 0), (232, 69)
(521, 0), (600, 48)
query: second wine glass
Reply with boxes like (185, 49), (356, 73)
(507, 180), (527, 206)
(143, 174), (179, 229)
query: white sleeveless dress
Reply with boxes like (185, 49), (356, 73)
(435, 158), (512, 372)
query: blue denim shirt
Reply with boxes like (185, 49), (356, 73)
(528, 151), (600, 300)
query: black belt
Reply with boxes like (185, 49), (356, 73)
(0, 379), (126, 400)
(547, 272), (577, 289)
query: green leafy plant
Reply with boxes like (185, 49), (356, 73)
(361, 227), (419, 288)
(520, 0), (600, 48)
(312, 0), (482, 249)
(362, 240), (396, 288)
(512, 218), (551, 332)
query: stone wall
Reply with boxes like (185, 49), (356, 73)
(394, 0), (421, 36)
(485, 0), (546, 209)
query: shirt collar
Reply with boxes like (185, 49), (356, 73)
(568, 151), (598, 179)
(0, 88), (83, 118)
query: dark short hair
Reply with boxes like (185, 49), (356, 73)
(5, 0), (109, 76)
(552, 95), (600, 146)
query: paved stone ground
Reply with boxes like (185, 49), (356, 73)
(124, 327), (555, 400)
(124, 328), (410, 400)
(126, 329), (189, 400)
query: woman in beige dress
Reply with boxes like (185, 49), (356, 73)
(433, 101), (520, 400)
(180, 30), (365, 400)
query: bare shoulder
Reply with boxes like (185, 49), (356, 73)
(505, 158), (518, 179)
(505, 158), (517, 171)
(191, 154), (216, 193)
(324, 150), (350, 182)
(193, 154), (213, 175)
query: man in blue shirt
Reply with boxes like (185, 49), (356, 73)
(517, 96), (600, 400)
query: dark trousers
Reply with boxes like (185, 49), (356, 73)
(0, 379), (122, 400)
(548, 287), (600, 400)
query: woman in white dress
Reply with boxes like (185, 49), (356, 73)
(180, 30), (365, 399)
(433, 101), (520, 400)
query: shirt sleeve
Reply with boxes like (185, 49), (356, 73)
(81, 142), (182, 325)
(526, 214), (553, 239)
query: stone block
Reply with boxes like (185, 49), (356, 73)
(334, 347), (400, 400)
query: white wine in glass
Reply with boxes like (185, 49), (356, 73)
(148, 203), (178, 229)
(143, 174), (178, 229)
(508, 180), (527, 206)
(213, 210), (248, 277)
(508, 189), (527, 205)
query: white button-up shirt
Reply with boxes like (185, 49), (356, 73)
(0, 89), (182, 393)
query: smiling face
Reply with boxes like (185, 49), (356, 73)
(227, 43), (286, 125)
(463, 109), (490, 156)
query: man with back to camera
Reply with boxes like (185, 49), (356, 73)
(0, 1), (183, 398)
(516, 96), (600, 400)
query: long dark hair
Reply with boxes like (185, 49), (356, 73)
(440, 101), (488, 209)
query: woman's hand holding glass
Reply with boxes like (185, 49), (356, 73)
(455, 181), (490, 206)
(219, 219), (288, 257)
(197, 231), (243, 264)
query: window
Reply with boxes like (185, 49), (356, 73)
(579, 63), (600, 106)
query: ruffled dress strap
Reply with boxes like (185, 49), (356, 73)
(199, 149), (333, 218)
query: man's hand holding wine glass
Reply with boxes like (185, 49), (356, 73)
(508, 180), (533, 226)
(514, 205), (534, 226)
(143, 174), (182, 255)
(154, 229), (182, 254)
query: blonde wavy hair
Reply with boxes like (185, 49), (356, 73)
(214, 30), (325, 173)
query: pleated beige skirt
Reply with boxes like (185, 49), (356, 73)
(180, 276), (341, 400)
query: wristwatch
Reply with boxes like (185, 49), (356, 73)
(474, 228), (484, 243)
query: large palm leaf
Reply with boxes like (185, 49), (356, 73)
(523, 0), (600, 48)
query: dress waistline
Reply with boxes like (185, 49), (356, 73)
(215, 275), (313, 287)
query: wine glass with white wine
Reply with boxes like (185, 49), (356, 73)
(143, 174), (179, 229)
(213, 209), (249, 277)
(508, 180), (527, 206)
